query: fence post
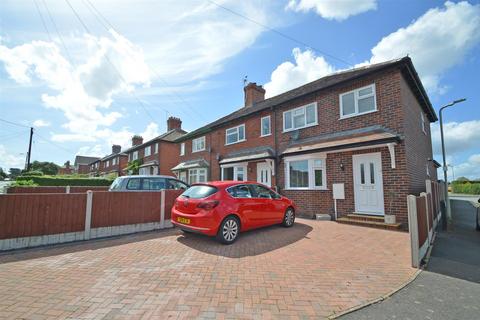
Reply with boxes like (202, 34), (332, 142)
(84, 191), (93, 240)
(407, 195), (419, 268)
(66, 185), (70, 194)
(420, 192), (432, 244)
(160, 190), (165, 229)
(425, 180), (435, 228)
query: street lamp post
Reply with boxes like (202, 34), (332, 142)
(439, 98), (466, 230)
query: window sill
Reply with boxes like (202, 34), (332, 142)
(284, 187), (328, 191)
(282, 122), (318, 133)
(225, 139), (246, 146)
(339, 109), (378, 120)
(260, 133), (271, 137)
(192, 149), (206, 153)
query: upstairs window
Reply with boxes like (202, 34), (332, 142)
(132, 151), (138, 161)
(112, 157), (117, 166)
(105, 160), (110, 168)
(192, 136), (206, 153)
(144, 145), (151, 157)
(340, 84), (377, 118)
(180, 142), (185, 156)
(261, 116), (271, 136)
(155, 143), (159, 154)
(226, 124), (245, 145)
(283, 103), (317, 132)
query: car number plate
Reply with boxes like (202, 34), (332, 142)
(177, 217), (190, 224)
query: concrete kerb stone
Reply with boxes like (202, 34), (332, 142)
(328, 269), (423, 319)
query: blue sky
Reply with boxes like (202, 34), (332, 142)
(0, 0), (479, 179)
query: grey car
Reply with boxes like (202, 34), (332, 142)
(109, 175), (189, 191)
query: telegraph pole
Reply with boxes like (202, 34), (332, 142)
(25, 127), (33, 171)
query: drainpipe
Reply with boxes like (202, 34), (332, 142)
(273, 107), (280, 193)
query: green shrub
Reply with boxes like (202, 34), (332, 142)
(11, 179), (38, 187)
(21, 170), (44, 176)
(16, 175), (113, 187)
(452, 182), (480, 195)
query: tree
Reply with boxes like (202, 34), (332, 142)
(8, 168), (22, 178)
(455, 176), (469, 182)
(0, 167), (6, 180)
(29, 161), (60, 175)
(126, 160), (142, 175)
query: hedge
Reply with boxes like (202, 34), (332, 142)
(16, 175), (113, 187)
(451, 182), (480, 195)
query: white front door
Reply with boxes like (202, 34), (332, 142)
(257, 162), (271, 187)
(352, 153), (384, 215)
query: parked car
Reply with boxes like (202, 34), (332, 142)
(109, 175), (189, 191)
(171, 181), (297, 244)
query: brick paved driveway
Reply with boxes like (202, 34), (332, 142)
(0, 219), (415, 319)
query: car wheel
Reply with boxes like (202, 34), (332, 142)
(216, 216), (240, 245)
(282, 208), (295, 227)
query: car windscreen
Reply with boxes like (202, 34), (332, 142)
(181, 185), (217, 199)
(109, 178), (123, 190)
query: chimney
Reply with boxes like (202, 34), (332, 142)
(244, 82), (265, 108)
(112, 144), (121, 154)
(167, 116), (182, 131)
(132, 135), (143, 146)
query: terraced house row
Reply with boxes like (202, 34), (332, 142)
(89, 57), (439, 226)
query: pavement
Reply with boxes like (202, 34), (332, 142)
(341, 199), (480, 320)
(0, 219), (415, 319)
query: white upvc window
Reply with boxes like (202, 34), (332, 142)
(180, 142), (185, 156)
(261, 116), (271, 137)
(284, 153), (327, 190)
(132, 151), (138, 161)
(112, 157), (117, 166)
(155, 143), (159, 154)
(225, 124), (246, 145)
(106, 160), (110, 168)
(283, 102), (318, 132)
(192, 136), (206, 153)
(340, 84), (377, 119)
(421, 112), (427, 134)
(426, 163), (430, 177)
(188, 168), (207, 184)
(221, 163), (247, 181)
(144, 145), (151, 157)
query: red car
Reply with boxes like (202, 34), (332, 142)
(171, 181), (296, 244)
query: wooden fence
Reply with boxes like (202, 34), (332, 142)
(7, 186), (109, 194)
(407, 180), (445, 267)
(0, 189), (183, 250)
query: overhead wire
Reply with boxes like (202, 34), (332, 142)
(81, 0), (209, 123)
(206, 0), (354, 68)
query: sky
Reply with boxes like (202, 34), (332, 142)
(0, 0), (479, 180)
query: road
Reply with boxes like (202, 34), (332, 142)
(341, 199), (480, 320)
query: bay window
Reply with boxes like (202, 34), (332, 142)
(188, 168), (207, 184)
(340, 84), (377, 118)
(283, 103), (317, 132)
(221, 164), (247, 181)
(285, 154), (327, 190)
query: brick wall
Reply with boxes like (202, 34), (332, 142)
(400, 74), (437, 195)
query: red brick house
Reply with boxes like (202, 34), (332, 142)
(58, 161), (74, 175)
(124, 117), (186, 176)
(172, 57), (438, 226)
(74, 156), (100, 174)
(89, 145), (128, 177)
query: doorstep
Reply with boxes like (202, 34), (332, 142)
(337, 214), (402, 230)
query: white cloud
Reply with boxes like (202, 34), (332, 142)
(431, 120), (480, 155)
(264, 48), (335, 98)
(0, 145), (25, 170)
(0, 30), (149, 141)
(286, 0), (377, 21)
(368, 1), (480, 93)
(267, 1), (480, 98)
(450, 154), (480, 180)
(32, 119), (50, 127)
